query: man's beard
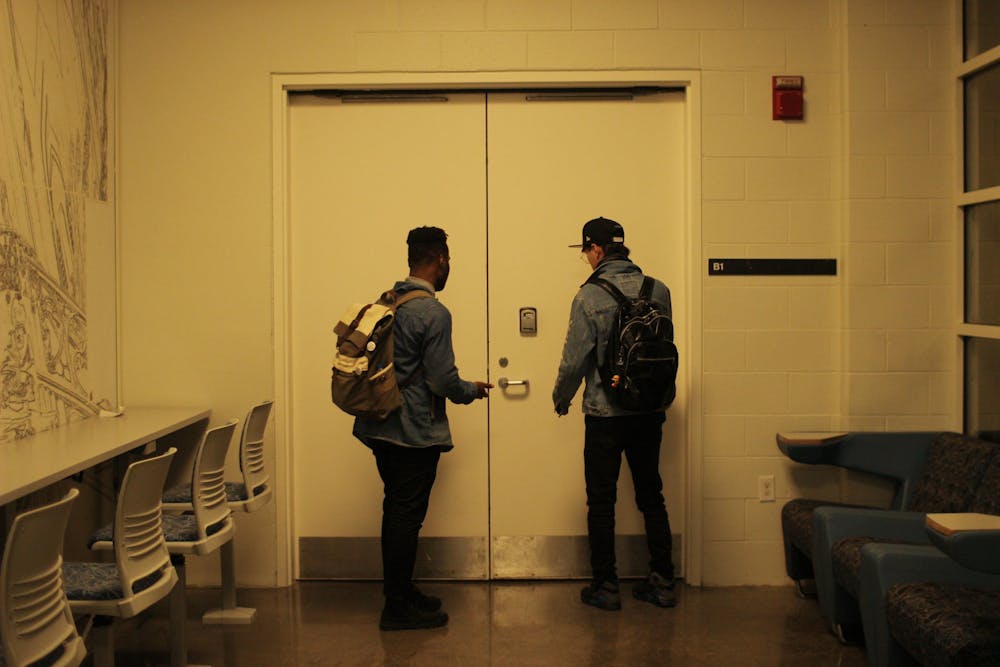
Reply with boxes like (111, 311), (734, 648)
(434, 265), (450, 291)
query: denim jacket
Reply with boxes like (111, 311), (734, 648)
(353, 278), (480, 450)
(552, 256), (672, 417)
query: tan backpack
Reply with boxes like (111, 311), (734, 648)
(330, 289), (431, 420)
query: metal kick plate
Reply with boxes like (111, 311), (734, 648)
(299, 534), (683, 580)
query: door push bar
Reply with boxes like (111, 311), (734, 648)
(497, 377), (529, 390)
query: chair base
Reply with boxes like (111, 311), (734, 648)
(202, 606), (256, 625)
(834, 622), (865, 645)
(795, 579), (817, 599)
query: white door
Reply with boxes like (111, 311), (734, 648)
(288, 93), (491, 578)
(288, 90), (686, 580)
(486, 91), (687, 577)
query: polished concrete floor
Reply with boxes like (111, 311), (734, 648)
(104, 581), (869, 666)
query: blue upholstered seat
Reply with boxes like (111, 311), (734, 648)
(62, 563), (164, 601)
(888, 582), (1000, 666)
(162, 481), (263, 504)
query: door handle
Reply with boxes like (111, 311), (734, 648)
(497, 377), (529, 390)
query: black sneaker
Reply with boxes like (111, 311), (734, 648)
(379, 599), (448, 631)
(580, 580), (621, 611)
(406, 585), (442, 612)
(632, 572), (677, 608)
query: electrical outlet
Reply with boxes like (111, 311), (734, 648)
(758, 474), (775, 502)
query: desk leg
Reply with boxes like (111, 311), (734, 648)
(90, 616), (116, 667)
(202, 540), (256, 625)
(1, 502), (12, 554)
(170, 555), (212, 667)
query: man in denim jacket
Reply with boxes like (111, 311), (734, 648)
(553, 217), (677, 611)
(354, 226), (491, 631)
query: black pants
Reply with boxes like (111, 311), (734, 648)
(373, 442), (441, 600)
(584, 412), (674, 583)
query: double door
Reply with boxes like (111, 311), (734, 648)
(288, 90), (686, 579)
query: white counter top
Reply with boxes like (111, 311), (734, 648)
(0, 406), (210, 505)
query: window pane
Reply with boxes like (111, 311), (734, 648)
(965, 63), (1000, 191)
(965, 337), (1000, 443)
(966, 201), (1000, 324)
(966, 0), (1000, 59)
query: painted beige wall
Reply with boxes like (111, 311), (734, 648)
(118, 0), (954, 586)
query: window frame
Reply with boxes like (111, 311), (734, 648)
(959, 2), (1000, 438)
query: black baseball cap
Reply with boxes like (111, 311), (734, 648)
(569, 217), (625, 248)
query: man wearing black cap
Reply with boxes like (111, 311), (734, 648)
(354, 226), (492, 630)
(553, 216), (677, 611)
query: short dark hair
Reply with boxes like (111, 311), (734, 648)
(407, 226), (449, 268)
(603, 242), (631, 258)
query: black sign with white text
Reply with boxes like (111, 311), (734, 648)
(708, 259), (837, 276)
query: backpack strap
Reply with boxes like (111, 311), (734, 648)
(586, 277), (630, 306)
(382, 289), (433, 311)
(344, 303), (374, 334)
(387, 289), (432, 389)
(639, 276), (654, 300)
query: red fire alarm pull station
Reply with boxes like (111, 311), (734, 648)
(772, 75), (804, 120)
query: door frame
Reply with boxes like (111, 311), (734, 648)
(270, 70), (704, 586)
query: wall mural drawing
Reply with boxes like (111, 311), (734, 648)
(0, 0), (111, 441)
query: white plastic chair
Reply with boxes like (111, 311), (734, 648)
(62, 448), (178, 667)
(63, 447), (179, 667)
(108, 421), (239, 629)
(97, 421), (237, 549)
(163, 401), (273, 513)
(160, 421), (238, 557)
(229, 400), (274, 514)
(1, 488), (86, 667)
(162, 402), (273, 623)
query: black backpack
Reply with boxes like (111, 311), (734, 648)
(588, 275), (678, 412)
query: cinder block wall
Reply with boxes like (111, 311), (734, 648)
(118, 0), (954, 586)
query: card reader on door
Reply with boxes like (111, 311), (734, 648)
(519, 307), (537, 335)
